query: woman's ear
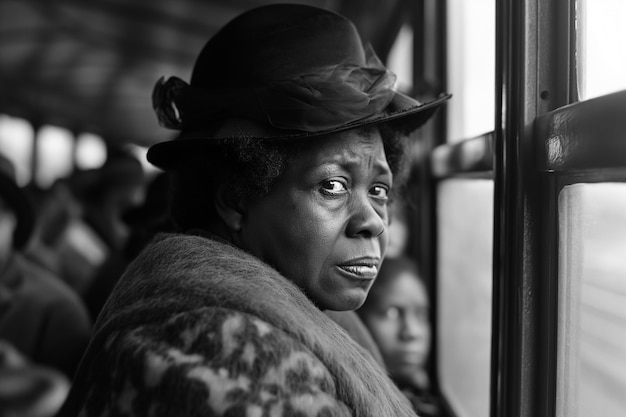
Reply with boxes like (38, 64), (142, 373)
(214, 185), (245, 232)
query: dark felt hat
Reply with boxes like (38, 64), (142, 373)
(0, 153), (34, 249)
(148, 3), (450, 170)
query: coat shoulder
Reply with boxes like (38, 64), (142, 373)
(80, 306), (353, 417)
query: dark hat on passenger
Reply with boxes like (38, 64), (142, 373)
(0, 153), (34, 249)
(148, 3), (450, 170)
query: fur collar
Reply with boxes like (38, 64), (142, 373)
(65, 233), (416, 417)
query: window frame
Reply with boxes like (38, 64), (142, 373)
(423, 0), (584, 416)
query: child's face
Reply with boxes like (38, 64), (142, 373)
(359, 270), (431, 386)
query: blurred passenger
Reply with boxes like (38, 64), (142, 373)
(0, 339), (70, 417)
(358, 256), (444, 417)
(83, 172), (175, 319)
(35, 150), (146, 297)
(24, 180), (83, 276)
(79, 148), (145, 255)
(0, 152), (92, 378)
(23, 171), (107, 296)
(119, 171), (174, 258)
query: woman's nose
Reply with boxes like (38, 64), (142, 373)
(346, 193), (387, 238)
(399, 315), (427, 341)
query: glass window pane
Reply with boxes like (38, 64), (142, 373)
(387, 24), (413, 93)
(557, 183), (626, 417)
(447, 0), (496, 142)
(577, 0), (626, 100)
(437, 179), (493, 417)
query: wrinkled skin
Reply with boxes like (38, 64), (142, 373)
(238, 128), (392, 311)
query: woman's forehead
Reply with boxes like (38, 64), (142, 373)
(292, 128), (388, 167)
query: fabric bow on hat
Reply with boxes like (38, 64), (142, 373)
(147, 4), (451, 170)
(153, 45), (397, 132)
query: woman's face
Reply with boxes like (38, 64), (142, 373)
(359, 271), (431, 386)
(239, 128), (391, 311)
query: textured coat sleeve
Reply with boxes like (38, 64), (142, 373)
(77, 307), (353, 417)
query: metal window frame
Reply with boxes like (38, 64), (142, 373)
(492, 1), (576, 417)
(409, 0), (450, 405)
(429, 0), (578, 416)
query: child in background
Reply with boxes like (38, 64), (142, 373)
(358, 256), (444, 417)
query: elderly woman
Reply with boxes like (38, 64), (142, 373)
(58, 4), (448, 417)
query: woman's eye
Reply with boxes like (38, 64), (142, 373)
(382, 307), (400, 320)
(370, 185), (389, 201)
(320, 179), (347, 195)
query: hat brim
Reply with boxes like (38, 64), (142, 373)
(147, 92), (451, 170)
(0, 175), (34, 250)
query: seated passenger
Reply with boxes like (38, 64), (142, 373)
(358, 256), (444, 417)
(0, 152), (92, 378)
(24, 174), (109, 297)
(0, 339), (70, 417)
(83, 172), (175, 319)
(57, 149), (146, 297)
(57, 4), (448, 416)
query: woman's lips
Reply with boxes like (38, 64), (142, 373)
(337, 257), (380, 279)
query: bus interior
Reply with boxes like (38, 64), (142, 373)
(1, 1), (626, 416)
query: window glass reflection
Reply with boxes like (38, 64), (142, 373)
(577, 0), (626, 100)
(437, 179), (493, 417)
(447, 0), (495, 142)
(557, 183), (626, 417)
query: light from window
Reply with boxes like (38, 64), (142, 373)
(447, 0), (496, 142)
(577, 0), (626, 100)
(387, 24), (413, 94)
(76, 133), (107, 170)
(127, 144), (160, 175)
(557, 183), (626, 417)
(437, 179), (493, 417)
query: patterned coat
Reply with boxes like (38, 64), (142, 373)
(58, 234), (417, 417)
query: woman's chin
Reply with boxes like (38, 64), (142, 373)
(318, 291), (368, 311)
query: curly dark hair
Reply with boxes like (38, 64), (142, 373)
(169, 124), (411, 232)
